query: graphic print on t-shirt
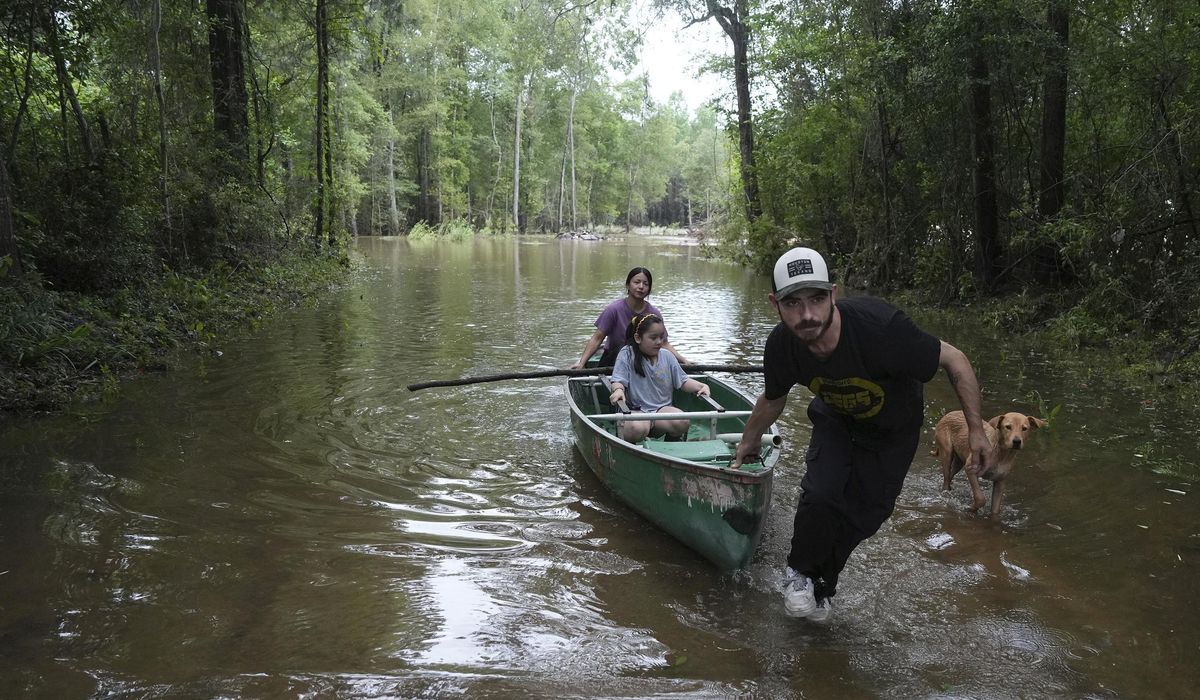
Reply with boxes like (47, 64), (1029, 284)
(808, 376), (885, 419)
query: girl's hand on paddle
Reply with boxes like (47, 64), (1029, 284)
(695, 384), (711, 397)
(609, 386), (625, 404)
(569, 361), (582, 370)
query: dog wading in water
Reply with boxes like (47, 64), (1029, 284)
(733, 247), (993, 621)
(934, 410), (1045, 517)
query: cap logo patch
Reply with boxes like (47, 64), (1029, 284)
(787, 259), (814, 278)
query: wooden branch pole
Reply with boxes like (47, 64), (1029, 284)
(406, 364), (764, 392)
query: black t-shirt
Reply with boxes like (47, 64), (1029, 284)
(763, 296), (941, 442)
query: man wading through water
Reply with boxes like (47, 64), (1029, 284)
(732, 247), (992, 621)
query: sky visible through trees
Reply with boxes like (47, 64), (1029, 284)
(0, 0), (1197, 332)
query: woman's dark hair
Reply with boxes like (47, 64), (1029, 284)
(625, 267), (653, 294)
(625, 313), (663, 377)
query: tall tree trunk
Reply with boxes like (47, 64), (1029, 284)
(1037, 0), (1068, 221)
(567, 29), (585, 233)
(323, 31), (335, 249)
(415, 127), (434, 225)
(558, 144), (567, 232)
(1154, 84), (1200, 254)
(313, 0), (329, 247)
(43, 12), (94, 163)
(387, 134), (400, 234)
(707, 0), (761, 224)
(968, 52), (1000, 292)
(6, 16), (36, 164)
(709, 120), (719, 221)
(488, 94), (502, 226)
(558, 85), (572, 234)
(586, 173), (594, 228)
(0, 148), (21, 278)
(282, 141), (294, 215)
(876, 93), (895, 281)
(438, 176), (445, 222)
(625, 163), (636, 234)
(247, 21), (268, 189)
(1034, 0), (1070, 284)
(568, 87), (578, 231)
(250, 82), (265, 187)
(206, 0), (249, 175)
(512, 73), (526, 231)
(151, 0), (172, 251)
(376, 18), (400, 236)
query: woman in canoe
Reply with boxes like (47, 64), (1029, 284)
(571, 267), (689, 369)
(608, 314), (710, 443)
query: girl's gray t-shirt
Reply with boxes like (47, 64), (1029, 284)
(612, 346), (689, 412)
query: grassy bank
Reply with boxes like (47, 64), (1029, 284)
(897, 289), (1200, 409)
(0, 250), (351, 416)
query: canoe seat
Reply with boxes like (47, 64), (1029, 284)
(643, 439), (733, 463)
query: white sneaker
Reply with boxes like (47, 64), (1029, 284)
(807, 597), (832, 622)
(781, 567), (817, 617)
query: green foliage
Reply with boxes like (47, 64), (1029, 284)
(407, 219), (497, 241)
(1024, 390), (1062, 430)
(705, 0), (1200, 369)
(437, 219), (474, 241)
(975, 289), (1062, 335)
(0, 284), (82, 369)
(477, 222), (510, 237)
(19, 158), (157, 294)
(407, 221), (438, 240)
(4, 0), (1198, 409)
(1132, 439), (1200, 482)
(0, 250), (347, 413)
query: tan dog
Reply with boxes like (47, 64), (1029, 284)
(932, 410), (1045, 517)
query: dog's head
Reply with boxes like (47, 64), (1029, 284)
(987, 412), (1045, 450)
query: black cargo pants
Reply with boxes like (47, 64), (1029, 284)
(786, 403), (921, 601)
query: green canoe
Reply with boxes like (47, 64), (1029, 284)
(565, 373), (781, 570)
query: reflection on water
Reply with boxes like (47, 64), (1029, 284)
(1, 235), (1198, 697)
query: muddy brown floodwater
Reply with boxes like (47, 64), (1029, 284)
(1, 235), (1196, 697)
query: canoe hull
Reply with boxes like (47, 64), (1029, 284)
(567, 375), (778, 570)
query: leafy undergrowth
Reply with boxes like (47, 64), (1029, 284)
(0, 250), (351, 415)
(899, 289), (1200, 408)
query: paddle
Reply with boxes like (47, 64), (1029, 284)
(406, 364), (764, 392)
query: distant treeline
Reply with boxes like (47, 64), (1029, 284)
(1, 0), (1198, 344)
(0, 0), (742, 296)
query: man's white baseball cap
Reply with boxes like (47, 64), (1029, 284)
(772, 247), (833, 299)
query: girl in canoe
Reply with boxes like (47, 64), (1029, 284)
(570, 267), (689, 369)
(608, 314), (710, 443)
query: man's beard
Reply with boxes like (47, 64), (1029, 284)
(794, 308), (833, 341)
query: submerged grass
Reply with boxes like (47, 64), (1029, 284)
(893, 289), (1200, 484)
(407, 219), (513, 240)
(898, 290), (1200, 408)
(0, 249), (351, 416)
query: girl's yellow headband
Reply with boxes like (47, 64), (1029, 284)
(634, 314), (660, 335)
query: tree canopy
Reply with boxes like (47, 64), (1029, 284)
(2, 0), (1197, 341)
(0, 0), (731, 298)
(723, 0), (1199, 338)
